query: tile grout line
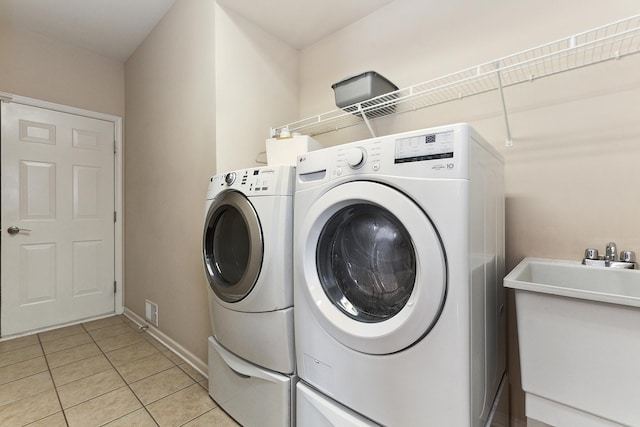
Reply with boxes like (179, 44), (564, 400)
(36, 318), (154, 426)
(112, 316), (212, 423)
(95, 316), (204, 424)
(82, 319), (161, 427)
(0, 316), (218, 426)
(119, 323), (216, 424)
(37, 330), (71, 427)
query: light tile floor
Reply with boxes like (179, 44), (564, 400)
(0, 315), (240, 427)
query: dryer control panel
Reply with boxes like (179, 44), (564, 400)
(206, 165), (294, 199)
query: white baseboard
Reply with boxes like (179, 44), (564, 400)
(123, 307), (207, 379)
(0, 310), (124, 342)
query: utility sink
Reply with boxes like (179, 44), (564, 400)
(505, 257), (640, 427)
(506, 257), (640, 307)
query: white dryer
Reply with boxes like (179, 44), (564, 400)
(293, 124), (506, 426)
(203, 165), (295, 374)
(203, 165), (296, 426)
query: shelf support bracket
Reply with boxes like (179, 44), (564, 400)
(357, 103), (376, 138)
(494, 61), (513, 147)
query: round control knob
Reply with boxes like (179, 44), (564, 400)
(346, 147), (366, 169)
(224, 172), (236, 186)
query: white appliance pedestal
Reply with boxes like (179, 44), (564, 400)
(208, 337), (296, 427)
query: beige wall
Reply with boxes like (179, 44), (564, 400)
(298, 1), (640, 425)
(0, 24), (124, 117)
(123, 0), (298, 366)
(214, 4), (298, 172)
(124, 0), (216, 363)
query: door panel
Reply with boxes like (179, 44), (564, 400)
(19, 243), (56, 304)
(73, 165), (101, 218)
(20, 161), (56, 218)
(72, 240), (103, 295)
(1, 102), (115, 336)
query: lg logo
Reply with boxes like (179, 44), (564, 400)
(432, 163), (455, 171)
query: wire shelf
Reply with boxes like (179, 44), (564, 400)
(272, 14), (640, 138)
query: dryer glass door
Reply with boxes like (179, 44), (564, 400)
(203, 191), (263, 302)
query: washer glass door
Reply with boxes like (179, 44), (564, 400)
(317, 203), (416, 322)
(203, 191), (263, 302)
(300, 181), (446, 355)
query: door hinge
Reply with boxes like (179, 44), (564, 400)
(114, 140), (117, 154)
(114, 211), (117, 223)
(114, 281), (117, 294)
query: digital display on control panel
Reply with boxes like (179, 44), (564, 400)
(394, 130), (454, 163)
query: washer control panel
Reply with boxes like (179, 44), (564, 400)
(296, 125), (476, 186)
(394, 130), (454, 164)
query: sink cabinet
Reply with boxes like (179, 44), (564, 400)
(505, 257), (640, 427)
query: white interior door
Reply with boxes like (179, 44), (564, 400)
(1, 102), (115, 336)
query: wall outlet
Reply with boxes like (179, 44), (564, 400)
(145, 299), (158, 327)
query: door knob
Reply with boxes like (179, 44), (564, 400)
(7, 226), (31, 235)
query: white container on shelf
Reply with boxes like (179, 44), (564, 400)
(266, 134), (322, 166)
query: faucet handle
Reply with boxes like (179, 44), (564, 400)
(584, 248), (599, 260)
(620, 251), (636, 263)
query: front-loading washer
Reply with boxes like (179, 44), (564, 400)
(203, 165), (295, 374)
(293, 124), (506, 426)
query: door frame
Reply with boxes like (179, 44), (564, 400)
(0, 91), (124, 318)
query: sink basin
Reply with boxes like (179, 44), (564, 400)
(505, 257), (640, 427)
(505, 257), (640, 307)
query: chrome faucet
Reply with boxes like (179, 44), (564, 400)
(605, 242), (617, 261)
(583, 242), (636, 269)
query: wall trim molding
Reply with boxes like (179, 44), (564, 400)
(0, 313), (123, 342)
(123, 307), (208, 378)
